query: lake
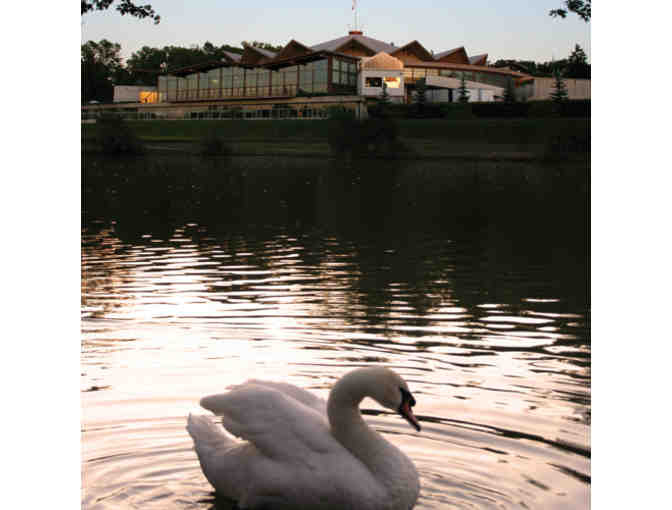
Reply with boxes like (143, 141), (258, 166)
(82, 153), (589, 509)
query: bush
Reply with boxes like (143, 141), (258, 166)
(198, 130), (232, 156)
(96, 114), (145, 155)
(541, 133), (590, 161)
(527, 100), (590, 118)
(470, 102), (531, 118)
(439, 103), (475, 120)
(328, 112), (406, 158)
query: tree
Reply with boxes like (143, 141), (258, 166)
(380, 81), (390, 106)
(565, 44), (590, 79)
(415, 78), (427, 112)
(81, 39), (125, 103)
(550, 71), (569, 104)
(503, 78), (517, 103)
(81, 1), (160, 24)
(550, 1), (591, 22)
(457, 74), (470, 103)
(241, 41), (284, 53)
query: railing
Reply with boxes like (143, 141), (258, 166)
(81, 104), (339, 122)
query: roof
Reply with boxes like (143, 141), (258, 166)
(469, 53), (488, 65)
(248, 46), (277, 59)
(391, 40), (434, 61)
(221, 51), (242, 62)
(406, 61), (527, 78)
(434, 47), (464, 60)
(311, 33), (397, 54)
(361, 52), (404, 70)
(425, 75), (503, 91)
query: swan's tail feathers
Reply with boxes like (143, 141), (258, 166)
(187, 413), (234, 449)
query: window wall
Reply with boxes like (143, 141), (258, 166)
(161, 57), (355, 102)
(331, 57), (357, 93)
(402, 66), (513, 89)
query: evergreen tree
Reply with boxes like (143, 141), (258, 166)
(565, 44), (590, 79)
(503, 78), (517, 103)
(457, 74), (470, 103)
(380, 81), (390, 106)
(550, 71), (569, 104)
(415, 78), (427, 112)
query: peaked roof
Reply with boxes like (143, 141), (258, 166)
(311, 33), (397, 55)
(434, 46), (470, 64)
(434, 47), (463, 59)
(274, 39), (314, 60)
(391, 40), (434, 61)
(249, 46), (277, 59)
(221, 50), (242, 63)
(241, 45), (278, 65)
(469, 53), (488, 65)
(361, 52), (404, 70)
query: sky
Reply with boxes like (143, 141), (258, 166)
(81, 0), (591, 64)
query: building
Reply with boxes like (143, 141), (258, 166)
(113, 85), (158, 103)
(83, 30), (589, 121)
(156, 31), (529, 108)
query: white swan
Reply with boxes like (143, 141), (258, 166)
(187, 367), (421, 510)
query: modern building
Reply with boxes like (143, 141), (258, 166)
(113, 85), (158, 103)
(83, 30), (589, 121)
(156, 31), (529, 107)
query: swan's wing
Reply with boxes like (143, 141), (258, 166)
(200, 385), (338, 462)
(229, 379), (327, 415)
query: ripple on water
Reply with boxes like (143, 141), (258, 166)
(82, 179), (589, 510)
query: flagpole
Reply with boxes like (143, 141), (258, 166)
(353, 1), (358, 31)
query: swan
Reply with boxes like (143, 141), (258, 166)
(186, 367), (421, 510)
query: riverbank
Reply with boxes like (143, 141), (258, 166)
(82, 118), (590, 162)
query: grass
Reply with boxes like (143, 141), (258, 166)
(82, 118), (589, 160)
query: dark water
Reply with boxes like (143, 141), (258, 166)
(82, 153), (589, 509)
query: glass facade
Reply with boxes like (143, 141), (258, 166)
(164, 59), (339, 100)
(155, 56), (520, 103)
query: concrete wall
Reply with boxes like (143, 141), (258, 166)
(113, 85), (157, 103)
(359, 69), (405, 99)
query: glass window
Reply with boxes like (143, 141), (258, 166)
(384, 76), (401, 88)
(284, 66), (297, 85)
(413, 68), (426, 78)
(299, 64), (312, 89)
(332, 58), (340, 71)
(426, 68), (438, 76)
(365, 76), (382, 88)
(332, 70), (340, 84)
(208, 69), (219, 89)
(315, 66), (327, 84)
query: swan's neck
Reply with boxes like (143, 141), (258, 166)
(327, 371), (418, 505)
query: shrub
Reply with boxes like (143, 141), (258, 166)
(438, 103), (475, 119)
(96, 114), (145, 155)
(198, 130), (232, 156)
(470, 102), (530, 118)
(541, 133), (590, 161)
(328, 112), (405, 158)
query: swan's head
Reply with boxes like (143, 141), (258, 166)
(347, 367), (421, 432)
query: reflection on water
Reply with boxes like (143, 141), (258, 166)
(82, 154), (589, 509)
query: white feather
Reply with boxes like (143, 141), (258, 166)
(187, 368), (421, 510)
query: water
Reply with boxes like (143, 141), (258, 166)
(82, 154), (589, 509)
